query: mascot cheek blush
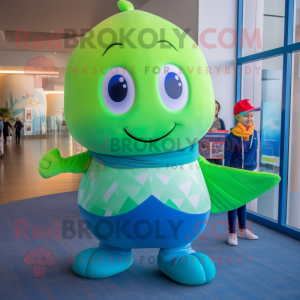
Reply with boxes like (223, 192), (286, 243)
(38, 0), (280, 285)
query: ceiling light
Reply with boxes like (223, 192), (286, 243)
(0, 70), (25, 74)
(44, 91), (64, 94)
(0, 66), (59, 75)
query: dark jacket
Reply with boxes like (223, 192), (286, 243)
(15, 121), (23, 132)
(224, 129), (258, 171)
(3, 121), (12, 134)
(211, 118), (226, 130)
(219, 118), (226, 130)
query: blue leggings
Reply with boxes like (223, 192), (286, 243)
(228, 205), (247, 233)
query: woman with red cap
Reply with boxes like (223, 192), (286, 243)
(224, 99), (261, 246)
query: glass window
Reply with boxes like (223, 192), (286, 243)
(243, 0), (285, 57)
(293, 0), (300, 43)
(241, 56), (283, 221)
(286, 51), (300, 230)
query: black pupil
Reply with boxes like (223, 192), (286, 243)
(164, 72), (182, 99)
(108, 75), (128, 102)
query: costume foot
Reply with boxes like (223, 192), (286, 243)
(73, 247), (133, 278)
(157, 252), (215, 285)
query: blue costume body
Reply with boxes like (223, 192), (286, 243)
(74, 144), (215, 285)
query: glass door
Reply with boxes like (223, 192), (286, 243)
(241, 56), (283, 221)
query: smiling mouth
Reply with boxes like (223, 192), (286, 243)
(124, 124), (176, 143)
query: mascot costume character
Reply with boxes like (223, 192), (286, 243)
(39, 1), (280, 285)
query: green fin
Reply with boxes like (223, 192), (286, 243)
(198, 156), (281, 214)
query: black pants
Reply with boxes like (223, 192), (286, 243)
(3, 132), (8, 143)
(16, 130), (21, 143)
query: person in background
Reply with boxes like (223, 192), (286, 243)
(207, 100), (226, 165)
(3, 118), (13, 144)
(224, 99), (261, 246)
(0, 117), (3, 158)
(14, 118), (23, 144)
(0, 116), (3, 135)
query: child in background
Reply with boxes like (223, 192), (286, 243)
(224, 99), (261, 246)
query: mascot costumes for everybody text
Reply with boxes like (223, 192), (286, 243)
(39, 1), (280, 285)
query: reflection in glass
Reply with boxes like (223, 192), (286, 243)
(294, 0), (300, 43)
(286, 51), (300, 230)
(241, 56), (283, 221)
(243, 0), (285, 57)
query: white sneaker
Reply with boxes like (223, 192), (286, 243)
(238, 229), (258, 240)
(227, 233), (238, 246)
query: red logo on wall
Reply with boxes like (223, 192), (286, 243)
(24, 56), (58, 88)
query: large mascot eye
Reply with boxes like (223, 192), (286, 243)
(102, 67), (135, 114)
(158, 64), (188, 111)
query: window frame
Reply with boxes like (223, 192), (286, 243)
(236, 0), (300, 240)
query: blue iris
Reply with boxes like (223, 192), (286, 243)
(164, 72), (182, 99)
(108, 75), (128, 102)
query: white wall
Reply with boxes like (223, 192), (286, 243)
(46, 93), (64, 116)
(0, 74), (46, 112)
(0, 74), (47, 134)
(198, 0), (238, 130)
(140, 0), (199, 43)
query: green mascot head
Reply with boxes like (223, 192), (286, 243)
(64, 0), (214, 156)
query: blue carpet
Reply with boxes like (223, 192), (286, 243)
(0, 192), (300, 300)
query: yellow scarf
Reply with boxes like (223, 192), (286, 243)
(231, 122), (254, 141)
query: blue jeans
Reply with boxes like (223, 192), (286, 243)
(228, 205), (247, 233)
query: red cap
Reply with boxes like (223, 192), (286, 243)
(234, 99), (261, 116)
